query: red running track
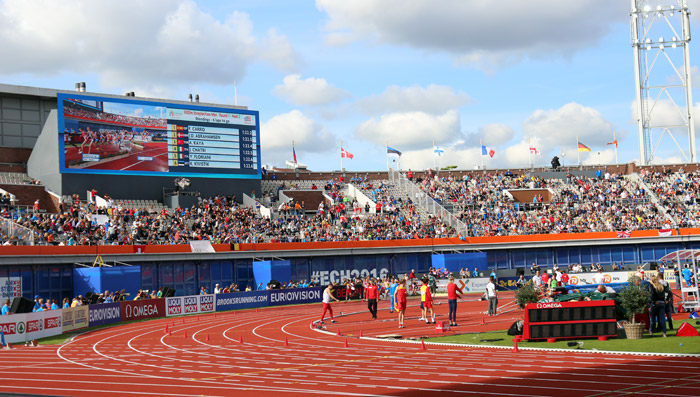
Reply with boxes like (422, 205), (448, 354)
(1, 297), (699, 397)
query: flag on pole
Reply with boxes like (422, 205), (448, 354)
(341, 148), (354, 159)
(481, 145), (495, 158)
(529, 146), (540, 156)
(607, 139), (618, 149)
(387, 146), (402, 156)
(292, 144), (297, 164)
(578, 142), (591, 152)
(433, 145), (444, 156)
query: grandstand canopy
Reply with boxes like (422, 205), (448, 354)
(658, 250), (700, 262)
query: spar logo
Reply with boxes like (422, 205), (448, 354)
(27, 319), (43, 333)
(184, 296), (198, 313)
(45, 316), (61, 329)
(17, 321), (25, 334)
(0, 322), (17, 335)
(199, 295), (214, 312)
(168, 298), (183, 316)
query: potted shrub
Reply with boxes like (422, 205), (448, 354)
(515, 281), (541, 309)
(617, 277), (650, 339)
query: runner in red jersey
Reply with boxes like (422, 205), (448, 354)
(365, 278), (380, 319)
(394, 279), (407, 328)
(446, 277), (463, 326)
(422, 278), (435, 324)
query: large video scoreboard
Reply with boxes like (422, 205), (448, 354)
(58, 93), (260, 179)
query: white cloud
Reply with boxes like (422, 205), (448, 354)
(355, 84), (472, 115)
(355, 110), (461, 149)
(316, 0), (626, 70)
(477, 124), (515, 146)
(523, 102), (615, 153)
(0, 0), (301, 91)
(261, 110), (336, 165)
(272, 74), (350, 106)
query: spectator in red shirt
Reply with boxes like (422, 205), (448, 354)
(560, 270), (569, 285)
(541, 272), (549, 286)
(365, 278), (380, 319)
(446, 277), (463, 326)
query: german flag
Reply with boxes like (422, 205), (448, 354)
(578, 142), (591, 152)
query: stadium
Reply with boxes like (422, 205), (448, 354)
(2, 1), (700, 396)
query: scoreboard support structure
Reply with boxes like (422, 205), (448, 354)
(523, 300), (617, 341)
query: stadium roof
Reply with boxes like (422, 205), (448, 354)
(658, 249), (700, 262)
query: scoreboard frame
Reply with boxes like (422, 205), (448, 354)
(57, 93), (261, 179)
(523, 300), (618, 340)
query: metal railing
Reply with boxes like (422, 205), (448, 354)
(0, 216), (35, 245)
(388, 168), (467, 233)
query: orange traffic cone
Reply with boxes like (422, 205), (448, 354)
(183, 330), (188, 339)
(181, 318), (185, 325)
(233, 311), (236, 316)
(513, 339), (519, 353)
(336, 328), (341, 336)
(167, 329), (171, 336)
(343, 338), (349, 348)
(197, 316), (200, 321)
(214, 313), (216, 318)
(239, 334), (243, 344)
(359, 330), (363, 338)
(480, 317), (486, 326)
(256, 308), (259, 313)
(165, 325), (169, 334)
(420, 340), (427, 351)
(284, 336), (289, 347)
(205, 333), (210, 342)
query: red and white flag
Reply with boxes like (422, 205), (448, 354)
(658, 229), (672, 237)
(529, 146), (540, 156)
(341, 148), (354, 159)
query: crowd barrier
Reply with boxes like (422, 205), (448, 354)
(0, 286), (323, 344)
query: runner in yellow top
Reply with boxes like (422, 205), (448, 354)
(419, 278), (428, 321)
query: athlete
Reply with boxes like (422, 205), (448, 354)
(419, 277), (428, 321)
(394, 279), (407, 328)
(446, 276), (463, 326)
(422, 278), (435, 324)
(365, 278), (379, 319)
(389, 277), (398, 313)
(320, 283), (339, 323)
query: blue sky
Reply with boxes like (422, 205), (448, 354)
(1, 0), (699, 172)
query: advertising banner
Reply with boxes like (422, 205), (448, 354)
(0, 277), (21, 300)
(164, 294), (216, 317)
(566, 271), (628, 285)
(0, 310), (63, 344)
(331, 284), (364, 300)
(120, 299), (165, 322)
(88, 302), (121, 327)
(436, 278), (491, 294)
(215, 291), (268, 311)
(62, 306), (89, 333)
(269, 287), (323, 306)
(312, 266), (389, 286)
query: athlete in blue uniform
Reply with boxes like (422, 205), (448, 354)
(389, 278), (398, 313)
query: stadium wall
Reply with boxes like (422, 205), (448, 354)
(2, 231), (700, 302)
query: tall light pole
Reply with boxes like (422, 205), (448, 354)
(631, 0), (695, 165)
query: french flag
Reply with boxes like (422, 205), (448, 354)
(482, 145), (495, 158)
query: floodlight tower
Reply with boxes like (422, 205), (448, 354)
(631, 0), (695, 165)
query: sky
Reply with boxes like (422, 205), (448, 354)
(2, 0), (700, 172)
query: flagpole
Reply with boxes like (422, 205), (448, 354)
(386, 141), (389, 171)
(293, 140), (297, 170)
(433, 139), (437, 173)
(577, 136), (580, 166)
(528, 138), (532, 169)
(340, 140), (343, 172)
(480, 139), (484, 170)
(614, 130), (618, 165)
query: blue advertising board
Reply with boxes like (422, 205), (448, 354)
(215, 290), (269, 311)
(269, 287), (322, 306)
(88, 302), (121, 327)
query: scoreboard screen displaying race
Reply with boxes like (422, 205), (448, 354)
(58, 93), (260, 179)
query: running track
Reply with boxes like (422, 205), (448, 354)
(2, 297), (699, 397)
